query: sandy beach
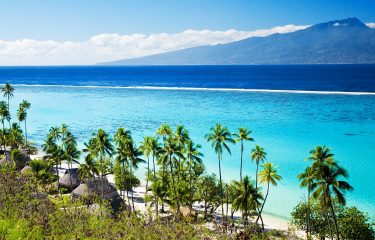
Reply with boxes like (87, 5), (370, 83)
(48, 158), (295, 233)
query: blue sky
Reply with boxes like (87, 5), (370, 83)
(0, 0), (374, 41)
(0, 0), (374, 65)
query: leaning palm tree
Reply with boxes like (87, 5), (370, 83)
(251, 145), (267, 188)
(311, 164), (353, 240)
(297, 166), (314, 238)
(1, 83), (14, 127)
(233, 127), (254, 181)
(185, 139), (203, 215)
(256, 162), (282, 231)
(0, 101), (10, 153)
(232, 176), (263, 227)
(205, 124), (235, 222)
(94, 129), (113, 198)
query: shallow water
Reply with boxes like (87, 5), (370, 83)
(7, 84), (375, 219)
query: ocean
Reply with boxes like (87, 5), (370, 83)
(0, 65), (374, 219)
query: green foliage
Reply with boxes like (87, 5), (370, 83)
(291, 200), (374, 240)
(338, 207), (375, 240)
(113, 159), (140, 191)
(0, 218), (44, 240)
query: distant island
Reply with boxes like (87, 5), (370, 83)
(100, 18), (375, 65)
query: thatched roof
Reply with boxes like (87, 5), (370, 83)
(58, 168), (80, 189)
(72, 177), (119, 200)
(72, 177), (124, 212)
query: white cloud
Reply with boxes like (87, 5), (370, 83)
(0, 24), (309, 65)
(366, 22), (375, 28)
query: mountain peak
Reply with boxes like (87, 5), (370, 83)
(310, 17), (367, 30)
(100, 17), (375, 65)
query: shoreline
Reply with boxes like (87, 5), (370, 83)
(13, 83), (375, 95)
(49, 160), (296, 234)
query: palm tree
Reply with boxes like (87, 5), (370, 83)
(64, 142), (81, 188)
(251, 145), (267, 188)
(78, 157), (99, 181)
(308, 145), (341, 240)
(160, 136), (183, 214)
(48, 126), (61, 141)
(311, 164), (353, 240)
(0, 101), (9, 153)
(297, 166), (314, 238)
(232, 176), (263, 227)
(140, 136), (152, 197)
(17, 100), (30, 152)
(256, 162), (282, 231)
(308, 145), (337, 169)
(233, 127), (254, 181)
(93, 129), (113, 198)
(185, 139), (203, 215)
(149, 136), (162, 215)
(174, 125), (189, 180)
(1, 83), (14, 127)
(115, 134), (132, 199)
(205, 124), (235, 222)
(94, 129), (113, 176)
(156, 123), (172, 143)
(125, 139), (145, 211)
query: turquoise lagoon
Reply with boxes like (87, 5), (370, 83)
(9, 85), (375, 219)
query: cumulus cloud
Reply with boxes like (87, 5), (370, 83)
(0, 24), (309, 65)
(366, 22), (375, 28)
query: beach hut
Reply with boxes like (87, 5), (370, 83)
(72, 177), (124, 212)
(58, 168), (80, 190)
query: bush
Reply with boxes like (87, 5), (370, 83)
(338, 207), (375, 240)
(291, 200), (374, 240)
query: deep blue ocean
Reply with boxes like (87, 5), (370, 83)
(0, 65), (374, 219)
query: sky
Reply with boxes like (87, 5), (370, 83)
(0, 0), (374, 65)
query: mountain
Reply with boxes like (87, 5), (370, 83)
(100, 18), (375, 65)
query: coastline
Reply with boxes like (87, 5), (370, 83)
(47, 158), (296, 234)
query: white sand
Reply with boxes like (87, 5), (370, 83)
(35, 158), (303, 235)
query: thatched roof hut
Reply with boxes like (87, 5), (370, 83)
(58, 168), (80, 189)
(72, 177), (124, 212)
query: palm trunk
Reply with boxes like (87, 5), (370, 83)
(100, 154), (104, 198)
(325, 211), (334, 240)
(24, 119), (28, 155)
(130, 163), (134, 211)
(256, 181), (269, 231)
(329, 197), (340, 240)
(307, 188), (311, 238)
(169, 154), (179, 214)
(189, 155), (193, 215)
(145, 155), (150, 206)
(152, 155), (158, 216)
(122, 161), (126, 198)
(161, 165), (166, 213)
(255, 162), (259, 188)
(218, 153), (224, 224)
(2, 121), (5, 155)
(240, 140), (243, 181)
